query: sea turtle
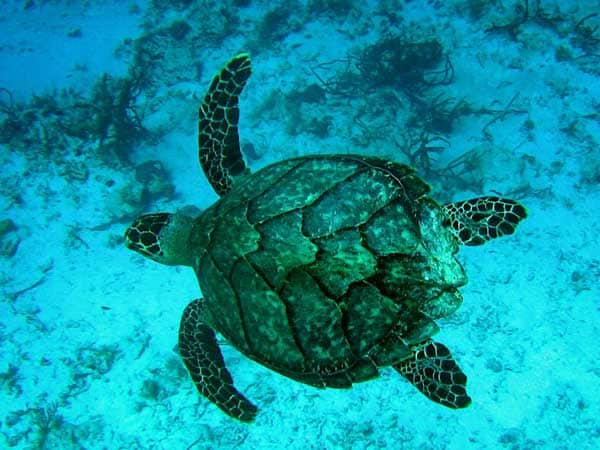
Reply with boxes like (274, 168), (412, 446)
(124, 54), (527, 422)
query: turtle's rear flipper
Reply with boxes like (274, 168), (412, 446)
(394, 341), (471, 409)
(179, 299), (257, 422)
(443, 196), (527, 246)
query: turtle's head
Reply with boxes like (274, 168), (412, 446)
(124, 213), (194, 266)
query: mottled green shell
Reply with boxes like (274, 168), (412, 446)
(190, 155), (467, 387)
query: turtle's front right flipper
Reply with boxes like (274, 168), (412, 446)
(443, 196), (527, 246)
(179, 299), (257, 422)
(198, 53), (252, 197)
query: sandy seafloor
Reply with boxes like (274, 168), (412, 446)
(1, 0), (599, 449)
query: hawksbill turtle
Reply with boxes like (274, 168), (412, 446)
(124, 54), (527, 422)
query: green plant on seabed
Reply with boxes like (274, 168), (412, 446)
(87, 71), (147, 164)
(485, 0), (565, 40)
(394, 131), (488, 200)
(0, 74), (147, 166)
(356, 36), (452, 91)
(257, 4), (295, 43)
(308, 0), (356, 19)
(572, 13), (600, 55)
(0, 363), (23, 396)
(311, 34), (453, 98)
(31, 402), (64, 449)
(0, 87), (20, 142)
(409, 93), (472, 134)
(0, 32), (153, 166)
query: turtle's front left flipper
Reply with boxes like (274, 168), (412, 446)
(444, 196), (527, 246)
(394, 341), (471, 409)
(179, 299), (257, 422)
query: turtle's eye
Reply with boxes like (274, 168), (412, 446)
(124, 213), (171, 260)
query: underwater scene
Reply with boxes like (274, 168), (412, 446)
(1, 0), (599, 448)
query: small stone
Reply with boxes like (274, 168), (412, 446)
(498, 428), (521, 444)
(571, 271), (584, 282)
(67, 28), (83, 38)
(0, 234), (20, 258)
(485, 357), (502, 373)
(141, 379), (163, 400)
(0, 218), (15, 236)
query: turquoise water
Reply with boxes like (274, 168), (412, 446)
(1, 0), (599, 448)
